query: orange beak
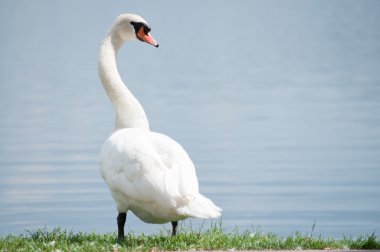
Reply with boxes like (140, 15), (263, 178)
(137, 26), (159, 47)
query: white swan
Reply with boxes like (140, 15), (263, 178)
(98, 13), (222, 239)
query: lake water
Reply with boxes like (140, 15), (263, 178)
(1, 1), (379, 238)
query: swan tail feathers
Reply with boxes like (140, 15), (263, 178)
(176, 194), (222, 219)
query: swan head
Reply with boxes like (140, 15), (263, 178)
(111, 13), (159, 47)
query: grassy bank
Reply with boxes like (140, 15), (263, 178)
(1, 225), (379, 251)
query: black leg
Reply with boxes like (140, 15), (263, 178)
(171, 221), (178, 236)
(117, 212), (126, 240)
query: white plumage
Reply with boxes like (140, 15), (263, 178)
(100, 128), (221, 223)
(98, 13), (221, 236)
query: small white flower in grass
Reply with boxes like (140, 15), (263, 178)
(296, 246), (303, 250)
(112, 243), (120, 252)
(49, 240), (56, 246)
(249, 233), (256, 238)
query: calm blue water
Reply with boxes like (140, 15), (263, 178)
(1, 0), (380, 238)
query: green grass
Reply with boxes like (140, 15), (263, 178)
(1, 224), (379, 251)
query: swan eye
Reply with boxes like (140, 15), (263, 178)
(131, 22), (151, 35)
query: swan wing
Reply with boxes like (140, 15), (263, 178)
(100, 129), (198, 206)
(150, 132), (222, 218)
(149, 131), (199, 196)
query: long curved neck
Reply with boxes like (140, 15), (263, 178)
(98, 34), (149, 131)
